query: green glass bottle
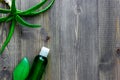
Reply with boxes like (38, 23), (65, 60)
(26, 47), (50, 80)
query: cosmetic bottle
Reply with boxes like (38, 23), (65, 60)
(27, 47), (49, 80)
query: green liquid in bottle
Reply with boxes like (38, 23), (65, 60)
(26, 47), (49, 80)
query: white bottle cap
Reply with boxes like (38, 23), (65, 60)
(39, 47), (50, 57)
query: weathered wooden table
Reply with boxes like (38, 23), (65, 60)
(0, 0), (120, 80)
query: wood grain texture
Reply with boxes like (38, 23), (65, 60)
(0, 0), (120, 80)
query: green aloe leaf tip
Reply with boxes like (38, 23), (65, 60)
(13, 57), (30, 80)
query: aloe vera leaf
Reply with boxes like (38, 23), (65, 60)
(19, 0), (47, 14)
(16, 15), (41, 28)
(6, 16), (13, 22)
(19, 0), (55, 16)
(0, 20), (15, 54)
(0, 8), (10, 13)
(0, 17), (7, 23)
(11, 0), (16, 13)
(13, 57), (30, 80)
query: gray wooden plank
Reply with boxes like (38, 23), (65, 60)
(0, 2), (16, 80)
(59, 0), (76, 80)
(19, 0), (60, 80)
(75, 0), (99, 80)
(111, 0), (120, 80)
(46, 0), (61, 80)
(98, 0), (117, 80)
